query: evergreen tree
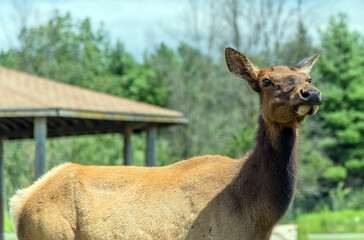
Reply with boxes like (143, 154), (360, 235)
(316, 14), (364, 188)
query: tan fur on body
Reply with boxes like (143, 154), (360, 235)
(11, 48), (322, 240)
(12, 157), (249, 239)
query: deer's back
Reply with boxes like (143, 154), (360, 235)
(11, 155), (246, 239)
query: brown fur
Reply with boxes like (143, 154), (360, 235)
(10, 48), (322, 240)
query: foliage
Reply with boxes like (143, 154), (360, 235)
(4, 211), (15, 233)
(279, 20), (315, 66)
(224, 124), (257, 158)
(329, 181), (352, 212)
(296, 209), (364, 240)
(4, 140), (34, 198)
(315, 14), (364, 189)
(147, 43), (259, 160)
(143, 43), (179, 107)
(4, 11), (109, 86)
(294, 120), (334, 212)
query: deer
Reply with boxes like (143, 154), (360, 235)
(10, 47), (322, 240)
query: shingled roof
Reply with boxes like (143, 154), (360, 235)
(0, 66), (186, 121)
(0, 66), (187, 139)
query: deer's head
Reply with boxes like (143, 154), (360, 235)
(225, 48), (322, 128)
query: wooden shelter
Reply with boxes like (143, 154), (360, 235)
(0, 66), (187, 239)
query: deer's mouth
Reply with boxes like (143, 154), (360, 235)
(295, 104), (320, 116)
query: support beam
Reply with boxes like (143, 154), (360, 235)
(123, 129), (132, 166)
(145, 127), (157, 167)
(0, 140), (4, 240)
(34, 117), (47, 181)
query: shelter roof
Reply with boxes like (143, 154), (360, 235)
(0, 66), (187, 139)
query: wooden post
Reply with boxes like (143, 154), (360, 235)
(0, 139), (4, 240)
(34, 117), (47, 181)
(146, 127), (157, 166)
(123, 129), (132, 165)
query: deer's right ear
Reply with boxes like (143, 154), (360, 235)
(225, 48), (260, 92)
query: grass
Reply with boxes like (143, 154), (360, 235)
(4, 211), (15, 233)
(295, 209), (364, 240)
(4, 211), (16, 239)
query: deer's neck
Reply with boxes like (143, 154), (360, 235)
(230, 116), (298, 224)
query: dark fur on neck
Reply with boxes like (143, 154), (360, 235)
(230, 116), (297, 227)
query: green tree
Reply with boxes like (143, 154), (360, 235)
(279, 20), (315, 66)
(142, 43), (180, 107)
(10, 11), (109, 86)
(316, 14), (364, 188)
(163, 43), (259, 159)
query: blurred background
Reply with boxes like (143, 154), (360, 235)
(1, 0), (364, 239)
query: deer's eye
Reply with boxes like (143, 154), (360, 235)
(308, 78), (312, 83)
(262, 78), (271, 87)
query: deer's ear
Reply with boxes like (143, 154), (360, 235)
(225, 47), (260, 92)
(295, 50), (323, 74)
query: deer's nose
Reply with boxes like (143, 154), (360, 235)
(300, 89), (321, 104)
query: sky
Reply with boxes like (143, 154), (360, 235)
(0, 0), (363, 60)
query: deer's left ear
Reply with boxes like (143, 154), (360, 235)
(295, 50), (323, 74)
